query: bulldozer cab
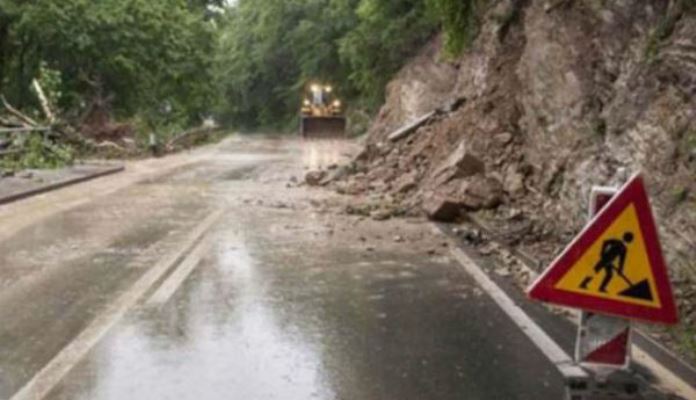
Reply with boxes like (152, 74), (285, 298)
(300, 83), (346, 138)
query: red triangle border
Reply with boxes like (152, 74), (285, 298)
(527, 174), (679, 324)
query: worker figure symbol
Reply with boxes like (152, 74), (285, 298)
(579, 231), (654, 301)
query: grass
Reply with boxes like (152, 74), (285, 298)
(0, 131), (74, 172)
(673, 325), (696, 361)
(671, 186), (690, 206)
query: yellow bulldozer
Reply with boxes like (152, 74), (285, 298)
(300, 83), (346, 138)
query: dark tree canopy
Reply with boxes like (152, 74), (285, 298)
(0, 0), (479, 132)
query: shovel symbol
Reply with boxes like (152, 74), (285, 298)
(579, 232), (653, 301)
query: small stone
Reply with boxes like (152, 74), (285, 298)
(17, 170), (34, 179)
(495, 267), (511, 277)
(370, 209), (391, 221)
(305, 170), (327, 186)
(478, 244), (495, 256)
(394, 235), (404, 243)
(493, 132), (514, 146)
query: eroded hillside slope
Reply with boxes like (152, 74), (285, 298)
(330, 0), (696, 344)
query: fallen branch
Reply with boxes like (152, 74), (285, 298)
(166, 126), (212, 149)
(94, 140), (127, 152)
(32, 79), (56, 124)
(0, 94), (39, 127)
(0, 126), (50, 134)
(387, 111), (436, 142)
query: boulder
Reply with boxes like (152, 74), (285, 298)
(432, 141), (485, 186)
(422, 193), (462, 222)
(459, 175), (503, 210)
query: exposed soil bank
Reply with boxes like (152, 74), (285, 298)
(326, 0), (696, 358)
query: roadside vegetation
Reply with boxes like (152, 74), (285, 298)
(0, 0), (479, 170)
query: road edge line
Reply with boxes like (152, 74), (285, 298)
(446, 244), (588, 380)
(436, 223), (696, 398)
(9, 208), (224, 400)
(0, 165), (125, 207)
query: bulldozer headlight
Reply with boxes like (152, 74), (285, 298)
(333, 100), (341, 107)
(325, 86), (333, 93)
(303, 99), (311, 106)
(310, 84), (320, 93)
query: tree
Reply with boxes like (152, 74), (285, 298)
(1, 0), (217, 131)
(338, 0), (437, 106)
(214, 0), (436, 128)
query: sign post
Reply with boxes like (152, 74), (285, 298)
(575, 188), (632, 373)
(526, 174), (679, 398)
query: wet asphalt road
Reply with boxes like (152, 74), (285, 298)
(0, 137), (565, 399)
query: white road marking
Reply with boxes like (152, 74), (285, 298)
(146, 237), (210, 306)
(632, 345), (696, 399)
(448, 246), (588, 380)
(441, 227), (696, 397)
(10, 208), (224, 400)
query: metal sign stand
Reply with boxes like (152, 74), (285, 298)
(565, 187), (639, 399)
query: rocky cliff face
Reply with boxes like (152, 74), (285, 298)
(335, 1), (696, 333)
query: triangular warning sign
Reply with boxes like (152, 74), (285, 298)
(527, 174), (679, 324)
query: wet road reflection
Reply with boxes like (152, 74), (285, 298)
(47, 224), (334, 400)
(47, 204), (563, 400)
(302, 140), (345, 170)
(0, 137), (566, 400)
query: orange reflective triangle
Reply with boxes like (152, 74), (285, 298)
(527, 174), (678, 324)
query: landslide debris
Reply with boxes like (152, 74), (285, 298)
(324, 0), (696, 359)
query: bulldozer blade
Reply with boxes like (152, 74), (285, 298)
(300, 117), (346, 139)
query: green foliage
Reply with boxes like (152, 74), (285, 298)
(0, 132), (75, 170)
(688, 130), (696, 150)
(338, 0), (437, 106)
(215, 0), (443, 128)
(214, 0), (362, 129)
(644, 0), (694, 63)
(425, 0), (482, 57)
(2, 0), (485, 135)
(1, 0), (216, 130)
